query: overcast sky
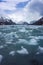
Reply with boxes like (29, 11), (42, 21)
(0, 0), (43, 23)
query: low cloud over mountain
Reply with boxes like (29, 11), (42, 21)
(0, 0), (43, 23)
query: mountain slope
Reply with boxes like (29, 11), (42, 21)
(32, 17), (43, 25)
(0, 17), (16, 25)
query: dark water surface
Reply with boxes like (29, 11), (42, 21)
(0, 25), (43, 65)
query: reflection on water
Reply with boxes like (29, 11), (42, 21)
(0, 25), (43, 65)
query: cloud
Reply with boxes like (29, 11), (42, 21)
(8, 0), (41, 23)
(0, 0), (29, 14)
(16, 1), (28, 8)
(8, 11), (26, 22)
(29, 0), (43, 16)
(0, 0), (6, 2)
(0, 0), (29, 22)
(0, 0), (43, 23)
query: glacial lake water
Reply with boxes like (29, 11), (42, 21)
(0, 25), (43, 65)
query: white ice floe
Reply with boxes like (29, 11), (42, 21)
(29, 36), (43, 40)
(15, 34), (19, 38)
(0, 32), (2, 35)
(38, 46), (43, 53)
(9, 51), (15, 56)
(17, 46), (29, 54)
(36, 52), (40, 55)
(19, 28), (28, 33)
(14, 32), (19, 38)
(36, 46), (43, 54)
(18, 39), (28, 44)
(5, 32), (19, 44)
(38, 36), (43, 40)
(29, 39), (38, 45)
(0, 45), (4, 49)
(5, 32), (13, 43)
(4, 44), (8, 47)
(29, 36), (39, 40)
(0, 55), (3, 63)
(6, 42), (13, 44)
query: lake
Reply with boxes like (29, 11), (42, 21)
(0, 25), (43, 65)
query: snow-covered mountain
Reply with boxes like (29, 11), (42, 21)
(17, 21), (29, 25)
(0, 17), (16, 25)
(31, 17), (43, 25)
(0, 17), (43, 25)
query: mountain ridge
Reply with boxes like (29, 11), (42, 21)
(0, 17), (43, 25)
(0, 17), (16, 25)
(31, 17), (43, 25)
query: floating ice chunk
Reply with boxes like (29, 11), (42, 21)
(29, 36), (39, 40)
(14, 32), (19, 38)
(18, 39), (28, 44)
(9, 51), (15, 56)
(5, 32), (14, 42)
(36, 52), (40, 55)
(0, 45), (4, 49)
(5, 32), (19, 44)
(4, 44), (8, 47)
(38, 46), (43, 53)
(19, 28), (26, 32)
(19, 28), (28, 33)
(17, 46), (29, 54)
(38, 36), (43, 39)
(36, 46), (43, 55)
(29, 36), (43, 40)
(0, 55), (3, 63)
(0, 32), (2, 35)
(6, 42), (12, 44)
(29, 39), (38, 45)
(35, 37), (39, 40)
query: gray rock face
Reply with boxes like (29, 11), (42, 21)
(0, 17), (16, 25)
(32, 17), (43, 25)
